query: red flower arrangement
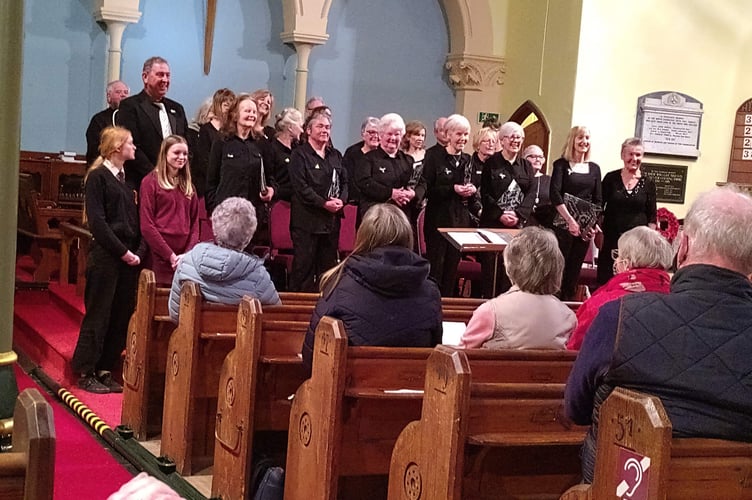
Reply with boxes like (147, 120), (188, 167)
(656, 207), (680, 243)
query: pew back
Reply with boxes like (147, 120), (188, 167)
(0, 389), (55, 500)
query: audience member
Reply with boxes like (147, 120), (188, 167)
(479, 122), (531, 297)
(116, 56), (188, 190)
(139, 135), (200, 285)
(518, 144), (555, 227)
(193, 88), (236, 198)
(269, 107), (304, 202)
(250, 89), (276, 139)
(108, 472), (181, 500)
(71, 126), (144, 394)
(550, 126), (602, 300)
(567, 226), (672, 350)
(460, 226), (575, 349)
(205, 94), (276, 246)
(565, 185), (752, 483)
(288, 111), (347, 292)
(168, 197), (280, 322)
(301, 203), (442, 374)
(85, 80), (130, 165)
(597, 137), (657, 285)
(423, 113), (480, 296)
(355, 113), (419, 226)
(342, 116), (380, 205)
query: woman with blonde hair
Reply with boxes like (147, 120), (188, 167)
(140, 135), (200, 285)
(72, 126), (144, 393)
(250, 88), (275, 139)
(301, 203), (442, 374)
(459, 226), (576, 350)
(550, 125), (603, 300)
(193, 88), (236, 197)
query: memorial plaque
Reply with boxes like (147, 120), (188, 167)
(642, 163), (687, 204)
(635, 92), (703, 157)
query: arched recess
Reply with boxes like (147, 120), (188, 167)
(509, 100), (551, 173)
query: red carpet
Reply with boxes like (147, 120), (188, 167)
(14, 364), (133, 499)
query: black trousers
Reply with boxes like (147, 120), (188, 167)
(289, 228), (339, 292)
(426, 227), (461, 297)
(71, 243), (140, 375)
(554, 227), (590, 301)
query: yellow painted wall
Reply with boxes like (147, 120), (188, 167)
(573, 0), (752, 217)
(500, 0), (584, 154)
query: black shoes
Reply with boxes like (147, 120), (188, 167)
(77, 374), (110, 394)
(98, 372), (123, 393)
(76, 372), (123, 394)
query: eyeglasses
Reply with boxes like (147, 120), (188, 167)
(364, 130), (379, 136)
(503, 135), (524, 142)
(526, 154), (544, 160)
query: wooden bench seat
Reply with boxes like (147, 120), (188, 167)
(561, 388), (752, 499)
(0, 389), (55, 500)
(284, 317), (579, 500)
(388, 347), (586, 500)
(160, 283), (314, 475)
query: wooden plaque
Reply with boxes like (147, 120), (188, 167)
(727, 99), (752, 185)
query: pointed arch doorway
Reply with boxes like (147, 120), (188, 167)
(509, 100), (551, 173)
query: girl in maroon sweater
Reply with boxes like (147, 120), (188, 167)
(139, 135), (200, 285)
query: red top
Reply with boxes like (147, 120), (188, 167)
(567, 267), (671, 350)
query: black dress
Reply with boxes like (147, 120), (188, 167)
(549, 158), (602, 300)
(597, 170), (657, 285)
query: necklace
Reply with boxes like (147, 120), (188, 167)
(451, 153), (461, 168)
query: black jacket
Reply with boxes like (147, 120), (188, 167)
(116, 90), (188, 189)
(423, 148), (481, 230)
(356, 147), (419, 223)
(301, 246), (443, 374)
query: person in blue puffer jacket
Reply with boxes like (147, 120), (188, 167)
(301, 203), (443, 375)
(168, 196), (280, 322)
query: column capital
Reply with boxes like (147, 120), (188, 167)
(281, 0), (331, 47)
(92, 0), (142, 24)
(445, 53), (506, 91)
(280, 32), (329, 46)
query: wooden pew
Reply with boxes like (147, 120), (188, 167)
(0, 388), (55, 500)
(121, 269), (173, 440)
(58, 221), (91, 294)
(561, 388), (752, 499)
(160, 282), (314, 475)
(284, 318), (579, 500)
(388, 347), (586, 500)
(211, 296), (309, 500)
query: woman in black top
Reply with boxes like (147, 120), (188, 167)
(597, 137), (657, 285)
(269, 107), (304, 202)
(72, 126), (145, 394)
(550, 125), (602, 300)
(518, 144), (555, 228)
(192, 88), (235, 198)
(423, 113), (481, 296)
(205, 94), (276, 245)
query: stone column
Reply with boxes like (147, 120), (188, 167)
(281, 0), (332, 110)
(93, 0), (142, 83)
(0, 0), (24, 422)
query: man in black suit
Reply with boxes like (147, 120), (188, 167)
(116, 56), (188, 189)
(85, 80), (130, 165)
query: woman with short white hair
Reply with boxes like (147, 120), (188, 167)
(355, 112), (420, 226)
(567, 225), (672, 350)
(422, 113), (481, 296)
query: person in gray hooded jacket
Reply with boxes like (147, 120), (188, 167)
(168, 196), (281, 322)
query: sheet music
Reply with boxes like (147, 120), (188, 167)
(478, 230), (507, 245)
(442, 321), (467, 346)
(448, 231), (487, 245)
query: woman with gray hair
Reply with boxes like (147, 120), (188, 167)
(270, 107), (304, 201)
(459, 226), (576, 349)
(567, 225), (672, 350)
(168, 196), (281, 322)
(355, 112), (420, 225)
(342, 116), (381, 204)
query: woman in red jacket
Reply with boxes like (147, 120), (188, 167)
(567, 226), (673, 350)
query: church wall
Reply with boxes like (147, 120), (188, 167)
(20, 0), (454, 154)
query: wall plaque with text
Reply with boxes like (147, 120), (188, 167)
(635, 92), (703, 158)
(642, 163), (687, 204)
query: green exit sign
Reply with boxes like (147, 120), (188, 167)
(478, 112), (500, 124)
